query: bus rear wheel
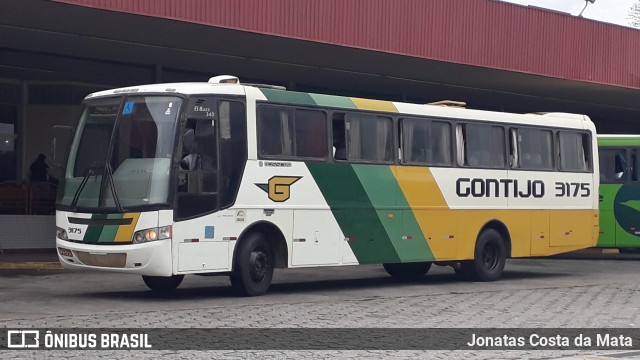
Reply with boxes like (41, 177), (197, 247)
(460, 229), (506, 282)
(230, 232), (274, 296)
(383, 262), (431, 280)
(142, 275), (184, 292)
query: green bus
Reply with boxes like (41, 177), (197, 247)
(598, 135), (640, 249)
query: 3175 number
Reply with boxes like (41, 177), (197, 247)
(555, 182), (590, 197)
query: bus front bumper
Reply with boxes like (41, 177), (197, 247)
(55, 238), (173, 277)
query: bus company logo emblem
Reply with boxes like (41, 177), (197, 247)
(7, 330), (40, 348)
(255, 176), (302, 202)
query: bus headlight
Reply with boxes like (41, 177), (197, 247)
(132, 226), (171, 244)
(56, 227), (68, 240)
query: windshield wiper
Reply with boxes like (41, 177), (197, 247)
(105, 163), (124, 212)
(70, 164), (102, 211)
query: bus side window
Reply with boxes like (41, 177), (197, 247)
(332, 113), (347, 160)
(457, 123), (505, 168)
(176, 117), (218, 220)
(218, 100), (247, 209)
(400, 118), (452, 166)
(293, 109), (327, 159)
(340, 112), (393, 163)
(509, 129), (519, 168)
(335, 111), (398, 162)
(512, 128), (553, 170)
(631, 149), (640, 182)
(558, 131), (590, 172)
(599, 149), (626, 183)
(402, 118), (428, 163)
(180, 128), (197, 170)
(258, 105), (327, 160)
(258, 106), (293, 157)
(615, 150), (627, 181)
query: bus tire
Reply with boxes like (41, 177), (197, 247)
(142, 275), (184, 292)
(383, 262), (431, 280)
(460, 229), (506, 282)
(230, 232), (274, 296)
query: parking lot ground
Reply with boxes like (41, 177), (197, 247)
(2, 250), (640, 359)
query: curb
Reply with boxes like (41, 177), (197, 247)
(0, 262), (63, 270)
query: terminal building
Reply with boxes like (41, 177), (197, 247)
(1, 0), (640, 251)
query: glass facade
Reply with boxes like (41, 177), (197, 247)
(0, 80), (105, 215)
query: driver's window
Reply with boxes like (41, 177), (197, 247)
(180, 118), (217, 174)
(176, 117), (218, 220)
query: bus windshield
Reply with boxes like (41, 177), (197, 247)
(58, 95), (182, 211)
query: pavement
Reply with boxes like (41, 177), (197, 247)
(0, 246), (634, 271)
(0, 250), (62, 270)
(2, 248), (640, 359)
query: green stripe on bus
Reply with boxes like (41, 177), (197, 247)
(352, 165), (435, 262)
(83, 214), (107, 242)
(97, 213), (123, 242)
(395, 196), (436, 262)
(350, 165), (401, 256)
(306, 162), (401, 264)
(259, 88), (316, 106)
(309, 93), (356, 109)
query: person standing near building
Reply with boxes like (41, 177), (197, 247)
(29, 153), (49, 184)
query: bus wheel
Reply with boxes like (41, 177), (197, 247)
(460, 229), (506, 282)
(142, 275), (184, 292)
(451, 262), (464, 276)
(383, 262), (431, 280)
(230, 233), (274, 296)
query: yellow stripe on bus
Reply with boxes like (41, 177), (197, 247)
(350, 98), (398, 112)
(393, 166), (452, 259)
(114, 212), (141, 242)
(393, 166), (448, 208)
(393, 166), (597, 261)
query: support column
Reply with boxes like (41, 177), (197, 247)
(17, 80), (27, 184)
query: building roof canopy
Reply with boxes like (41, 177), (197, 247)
(2, 0), (640, 131)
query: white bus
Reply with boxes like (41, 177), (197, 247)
(55, 76), (599, 296)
